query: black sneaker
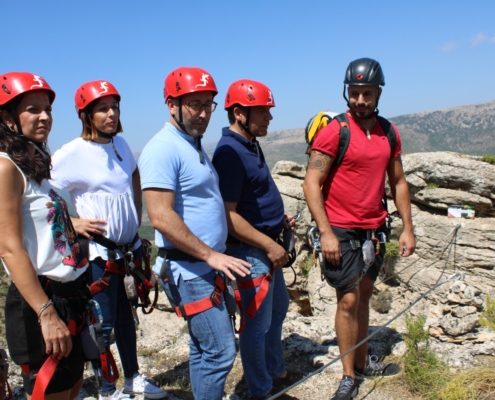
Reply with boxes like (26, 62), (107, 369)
(354, 355), (401, 381)
(330, 375), (358, 399)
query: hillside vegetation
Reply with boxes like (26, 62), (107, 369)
(200, 100), (495, 169)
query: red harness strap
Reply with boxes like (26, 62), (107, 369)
(100, 349), (119, 383)
(89, 261), (121, 295)
(236, 272), (273, 319)
(174, 275), (226, 318)
(31, 356), (59, 400)
(28, 319), (81, 400)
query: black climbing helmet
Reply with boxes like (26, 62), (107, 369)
(344, 58), (385, 86)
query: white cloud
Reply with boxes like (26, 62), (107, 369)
(471, 32), (488, 46)
(441, 41), (457, 52)
(491, 35), (495, 43)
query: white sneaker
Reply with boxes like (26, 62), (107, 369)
(99, 389), (131, 400)
(123, 374), (167, 399)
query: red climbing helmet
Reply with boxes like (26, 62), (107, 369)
(224, 79), (275, 109)
(164, 67), (218, 101)
(74, 80), (120, 114)
(0, 72), (55, 106)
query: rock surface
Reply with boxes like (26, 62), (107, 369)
(6, 154), (495, 400)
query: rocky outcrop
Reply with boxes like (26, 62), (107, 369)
(400, 152), (495, 215)
(271, 155), (495, 371)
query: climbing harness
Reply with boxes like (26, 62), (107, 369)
(88, 234), (159, 318)
(268, 225), (463, 399)
(158, 247), (243, 331)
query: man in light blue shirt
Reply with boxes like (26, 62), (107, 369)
(139, 67), (250, 400)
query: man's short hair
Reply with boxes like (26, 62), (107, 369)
(227, 104), (246, 125)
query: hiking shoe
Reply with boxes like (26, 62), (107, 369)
(123, 374), (167, 399)
(354, 355), (401, 380)
(99, 389), (131, 400)
(330, 375), (358, 399)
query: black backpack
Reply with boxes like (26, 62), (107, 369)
(305, 111), (396, 165)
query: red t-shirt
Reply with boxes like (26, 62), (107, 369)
(311, 112), (402, 229)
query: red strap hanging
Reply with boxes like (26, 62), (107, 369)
(31, 357), (59, 400)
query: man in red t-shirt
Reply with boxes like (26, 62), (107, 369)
(303, 58), (415, 400)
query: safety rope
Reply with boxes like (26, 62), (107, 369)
(268, 225), (462, 399)
(377, 224), (461, 287)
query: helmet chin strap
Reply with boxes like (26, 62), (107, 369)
(237, 108), (263, 166)
(173, 98), (204, 164)
(96, 130), (123, 162)
(239, 108), (254, 138)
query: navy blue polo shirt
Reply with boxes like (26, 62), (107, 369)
(212, 127), (285, 238)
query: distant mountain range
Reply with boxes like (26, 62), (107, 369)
(140, 100), (495, 169)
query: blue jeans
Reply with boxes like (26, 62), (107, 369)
(91, 247), (141, 396)
(226, 243), (290, 397)
(168, 269), (236, 400)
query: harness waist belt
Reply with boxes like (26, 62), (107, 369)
(158, 248), (201, 263)
(340, 239), (362, 252)
(91, 232), (139, 251)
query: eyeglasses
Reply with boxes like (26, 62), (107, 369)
(183, 101), (217, 113)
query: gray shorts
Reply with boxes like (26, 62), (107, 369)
(320, 225), (385, 292)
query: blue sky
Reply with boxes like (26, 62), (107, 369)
(3, 0), (494, 152)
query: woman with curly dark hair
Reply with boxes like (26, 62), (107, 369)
(0, 72), (89, 400)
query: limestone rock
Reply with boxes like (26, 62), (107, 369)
(439, 313), (479, 336)
(412, 187), (492, 212)
(451, 305), (477, 318)
(402, 152), (495, 202)
(271, 160), (307, 179)
(429, 326), (444, 337)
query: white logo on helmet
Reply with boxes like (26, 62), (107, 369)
(31, 75), (45, 89)
(195, 74), (210, 88)
(98, 82), (109, 96)
(267, 90), (274, 105)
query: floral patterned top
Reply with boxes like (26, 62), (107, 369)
(0, 153), (88, 283)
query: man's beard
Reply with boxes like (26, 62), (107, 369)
(351, 104), (375, 120)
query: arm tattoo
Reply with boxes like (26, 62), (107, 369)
(308, 151), (333, 173)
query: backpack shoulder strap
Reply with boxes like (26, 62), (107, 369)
(334, 113), (350, 166)
(377, 116), (396, 158)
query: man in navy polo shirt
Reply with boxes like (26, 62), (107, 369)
(212, 80), (302, 400)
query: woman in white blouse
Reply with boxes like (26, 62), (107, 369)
(51, 80), (165, 400)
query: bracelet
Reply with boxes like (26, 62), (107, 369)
(37, 300), (54, 323)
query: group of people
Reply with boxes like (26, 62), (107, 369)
(0, 57), (415, 400)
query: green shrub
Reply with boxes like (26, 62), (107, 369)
(482, 154), (495, 165)
(427, 182), (439, 189)
(302, 254), (314, 277)
(402, 314), (452, 399)
(479, 294), (495, 331)
(439, 368), (495, 399)
(385, 240), (400, 259)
